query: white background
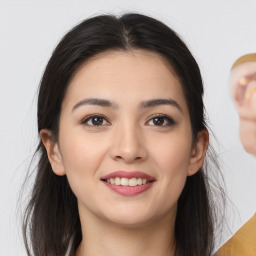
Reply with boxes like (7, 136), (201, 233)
(0, 0), (256, 255)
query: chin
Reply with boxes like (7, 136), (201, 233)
(104, 208), (154, 227)
(101, 203), (176, 229)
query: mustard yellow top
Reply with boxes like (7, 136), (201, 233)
(231, 53), (256, 70)
(218, 214), (256, 256)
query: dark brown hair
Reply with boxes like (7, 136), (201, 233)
(22, 13), (224, 256)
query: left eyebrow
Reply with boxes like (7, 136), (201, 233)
(72, 98), (118, 112)
(139, 99), (182, 112)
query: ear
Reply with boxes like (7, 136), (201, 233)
(40, 129), (66, 176)
(187, 129), (209, 176)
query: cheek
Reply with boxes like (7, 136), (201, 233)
(158, 146), (190, 188)
(59, 130), (109, 191)
(150, 130), (192, 171)
(149, 130), (192, 196)
(60, 129), (107, 169)
(146, 137), (191, 217)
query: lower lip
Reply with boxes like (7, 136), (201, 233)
(103, 182), (154, 196)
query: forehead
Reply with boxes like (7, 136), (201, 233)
(71, 49), (178, 84)
(62, 50), (187, 111)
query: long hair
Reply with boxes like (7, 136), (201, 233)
(22, 13), (223, 256)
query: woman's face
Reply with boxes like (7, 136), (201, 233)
(42, 50), (207, 227)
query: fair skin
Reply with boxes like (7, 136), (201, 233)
(40, 50), (209, 256)
(230, 62), (256, 156)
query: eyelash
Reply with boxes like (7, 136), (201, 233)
(81, 114), (110, 127)
(146, 114), (176, 127)
(81, 114), (176, 127)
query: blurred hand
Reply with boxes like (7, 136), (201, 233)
(230, 58), (256, 156)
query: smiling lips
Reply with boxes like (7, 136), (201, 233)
(106, 177), (148, 186)
(101, 171), (155, 196)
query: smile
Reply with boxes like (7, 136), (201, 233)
(101, 171), (155, 196)
(105, 177), (150, 186)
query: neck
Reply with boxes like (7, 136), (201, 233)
(76, 207), (176, 256)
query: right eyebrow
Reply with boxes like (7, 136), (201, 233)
(139, 98), (182, 112)
(72, 98), (118, 112)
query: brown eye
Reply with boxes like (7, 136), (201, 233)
(82, 115), (109, 126)
(152, 117), (165, 126)
(147, 115), (176, 127)
(91, 117), (104, 125)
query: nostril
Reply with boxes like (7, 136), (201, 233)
(110, 141), (147, 163)
(114, 155), (142, 161)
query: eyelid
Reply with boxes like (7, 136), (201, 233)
(80, 113), (175, 127)
(81, 114), (110, 126)
(145, 114), (176, 126)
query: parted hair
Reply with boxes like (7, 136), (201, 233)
(22, 13), (223, 256)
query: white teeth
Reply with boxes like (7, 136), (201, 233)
(129, 178), (137, 186)
(115, 177), (121, 185)
(106, 177), (150, 186)
(121, 178), (129, 186)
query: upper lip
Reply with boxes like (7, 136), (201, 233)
(101, 171), (155, 181)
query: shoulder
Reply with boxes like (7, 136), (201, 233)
(217, 214), (256, 256)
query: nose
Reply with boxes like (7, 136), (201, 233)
(109, 123), (147, 163)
